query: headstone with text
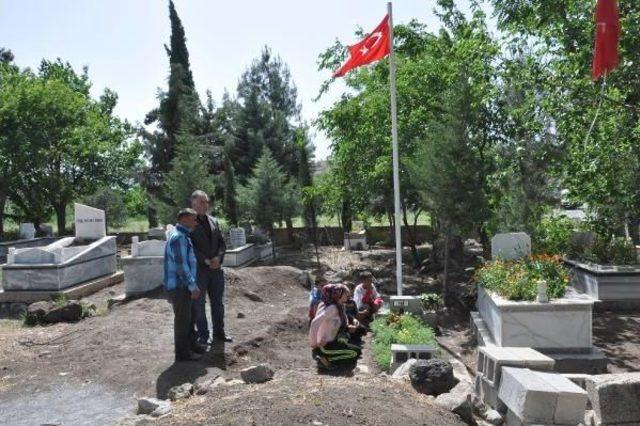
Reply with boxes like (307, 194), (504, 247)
(74, 203), (106, 240)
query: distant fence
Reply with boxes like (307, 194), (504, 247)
(271, 225), (434, 247)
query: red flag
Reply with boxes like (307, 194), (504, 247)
(334, 15), (391, 78)
(592, 0), (620, 80)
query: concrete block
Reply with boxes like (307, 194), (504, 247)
(479, 346), (555, 385)
(498, 367), (558, 424)
(475, 374), (506, 413)
(390, 344), (436, 372)
(586, 372), (640, 425)
(534, 370), (588, 425)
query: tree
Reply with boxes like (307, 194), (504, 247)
(230, 47), (301, 180)
(0, 59), (140, 233)
(223, 153), (238, 226)
(0, 47), (17, 239)
(237, 148), (299, 239)
(408, 72), (489, 300)
(142, 0), (201, 225)
(83, 187), (128, 230)
(157, 134), (216, 225)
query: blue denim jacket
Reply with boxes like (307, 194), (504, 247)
(164, 224), (198, 292)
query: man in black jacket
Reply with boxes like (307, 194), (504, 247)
(190, 190), (232, 343)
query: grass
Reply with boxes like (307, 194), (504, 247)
(370, 313), (438, 371)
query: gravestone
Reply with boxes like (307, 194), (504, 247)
(229, 227), (247, 248)
(491, 232), (531, 261)
(19, 223), (36, 240)
(123, 236), (165, 296)
(74, 203), (106, 240)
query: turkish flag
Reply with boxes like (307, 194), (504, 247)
(334, 14), (391, 78)
(592, 0), (620, 80)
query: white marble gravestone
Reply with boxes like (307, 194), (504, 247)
(123, 236), (165, 296)
(229, 227), (247, 248)
(74, 203), (106, 240)
(491, 232), (531, 261)
(19, 223), (36, 240)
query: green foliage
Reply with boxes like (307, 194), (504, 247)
(475, 255), (570, 302)
(124, 185), (150, 217)
(237, 148), (299, 232)
(370, 313), (437, 371)
(223, 154), (238, 226)
(569, 235), (637, 266)
(533, 215), (577, 255)
(157, 134), (216, 225)
(0, 58), (140, 232)
(83, 187), (128, 229)
(53, 294), (69, 308)
(419, 293), (443, 312)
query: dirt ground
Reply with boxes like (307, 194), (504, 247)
(1, 244), (639, 425)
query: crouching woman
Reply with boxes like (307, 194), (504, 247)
(309, 284), (362, 370)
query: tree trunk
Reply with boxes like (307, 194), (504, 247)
(285, 217), (294, 243)
(54, 202), (67, 236)
(0, 195), (5, 240)
(430, 215), (439, 267)
(443, 224), (451, 306)
(147, 206), (159, 228)
(479, 225), (490, 261)
(402, 206), (420, 268)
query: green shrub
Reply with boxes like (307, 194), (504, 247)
(370, 313), (437, 371)
(569, 235), (637, 266)
(474, 254), (569, 301)
(419, 293), (443, 312)
(533, 215), (577, 255)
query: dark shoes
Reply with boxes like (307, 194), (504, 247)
(213, 332), (233, 343)
(176, 351), (202, 362)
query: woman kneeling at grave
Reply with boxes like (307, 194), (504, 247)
(309, 284), (362, 370)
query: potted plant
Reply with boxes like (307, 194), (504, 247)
(418, 293), (443, 328)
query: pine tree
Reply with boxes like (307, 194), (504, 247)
(223, 153), (238, 226)
(237, 148), (298, 235)
(142, 1), (201, 224)
(157, 134), (215, 225)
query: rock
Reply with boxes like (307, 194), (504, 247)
(391, 359), (418, 380)
(44, 301), (83, 323)
(435, 380), (474, 424)
(167, 382), (193, 401)
(225, 379), (245, 386)
(137, 397), (171, 417)
(586, 372), (640, 425)
(484, 409), (503, 425)
(25, 301), (53, 324)
(237, 312), (246, 319)
(243, 291), (264, 302)
(240, 363), (275, 384)
(409, 359), (457, 396)
(194, 370), (223, 395)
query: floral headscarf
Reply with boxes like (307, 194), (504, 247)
(320, 284), (350, 328)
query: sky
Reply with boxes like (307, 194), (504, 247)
(0, 0), (484, 160)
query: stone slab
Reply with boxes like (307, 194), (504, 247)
(491, 232), (531, 261)
(0, 271), (123, 303)
(498, 367), (559, 424)
(224, 243), (256, 268)
(569, 260), (640, 302)
(390, 295), (422, 315)
(586, 372), (640, 425)
(74, 203), (106, 240)
(543, 348), (608, 375)
(475, 374), (506, 413)
(122, 256), (164, 296)
(477, 286), (594, 351)
(534, 370), (588, 425)
(132, 238), (165, 257)
(0, 237), (60, 260)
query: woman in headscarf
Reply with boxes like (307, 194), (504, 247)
(309, 284), (362, 370)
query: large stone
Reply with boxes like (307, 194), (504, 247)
(409, 359), (458, 396)
(586, 372), (640, 425)
(167, 382), (193, 401)
(240, 364), (275, 384)
(435, 380), (474, 424)
(498, 367), (587, 425)
(44, 301), (83, 323)
(391, 358), (417, 380)
(74, 203), (106, 240)
(25, 301), (54, 324)
(137, 397), (171, 417)
(491, 232), (531, 261)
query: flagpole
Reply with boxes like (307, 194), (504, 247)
(387, 2), (403, 296)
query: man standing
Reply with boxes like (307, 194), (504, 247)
(164, 208), (204, 362)
(190, 190), (232, 343)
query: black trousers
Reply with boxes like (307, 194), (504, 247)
(195, 268), (225, 339)
(168, 287), (196, 360)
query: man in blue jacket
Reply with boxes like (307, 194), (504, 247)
(164, 208), (203, 362)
